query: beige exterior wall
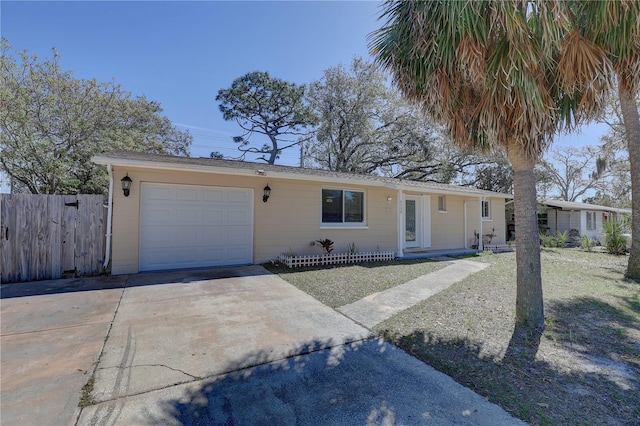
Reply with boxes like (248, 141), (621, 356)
(110, 166), (398, 274)
(254, 179), (398, 262)
(481, 197), (506, 247)
(463, 198), (482, 249)
(108, 166), (508, 274)
(422, 194), (506, 249)
(428, 193), (466, 249)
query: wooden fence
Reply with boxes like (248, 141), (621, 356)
(0, 194), (107, 283)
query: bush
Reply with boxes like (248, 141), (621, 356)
(540, 230), (570, 248)
(316, 238), (335, 255)
(540, 232), (557, 248)
(555, 230), (569, 248)
(603, 219), (628, 255)
(580, 235), (595, 252)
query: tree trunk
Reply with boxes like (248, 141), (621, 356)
(619, 85), (640, 279)
(267, 133), (278, 165)
(507, 140), (545, 329)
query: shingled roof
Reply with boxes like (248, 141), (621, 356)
(92, 150), (512, 198)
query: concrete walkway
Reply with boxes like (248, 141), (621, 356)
(338, 257), (489, 328)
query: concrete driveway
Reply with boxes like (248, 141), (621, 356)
(1, 265), (523, 426)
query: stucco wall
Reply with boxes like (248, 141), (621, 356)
(429, 194), (467, 249)
(481, 197), (506, 247)
(108, 166), (508, 274)
(460, 197), (507, 249)
(110, 166), (399, 274)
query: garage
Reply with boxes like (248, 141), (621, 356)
(139, 182), (253, 271)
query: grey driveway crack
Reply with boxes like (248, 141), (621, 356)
(96, 363), (200, 380)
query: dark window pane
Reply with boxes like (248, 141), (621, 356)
(482, 201), (490, 218)
(344, 191), (363, 222)
(322, 189), (343, 222)
(405, 199), (416, 241)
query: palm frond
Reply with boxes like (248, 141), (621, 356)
(369, 0), (615, 161)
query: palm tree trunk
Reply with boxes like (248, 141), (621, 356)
(507, 140), (545, 329)
(619, 85), (640, 279)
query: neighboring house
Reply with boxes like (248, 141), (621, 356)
(92, 151), (511, 275)
(540, 199), (631, 243)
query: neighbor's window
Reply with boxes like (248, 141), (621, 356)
(438, 195), (446, 212)
(322, 189), (365, 225)
(482, 200), (490, 219)
(586, 211), (596, 231)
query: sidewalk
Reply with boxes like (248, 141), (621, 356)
(338, 257), (489, 328)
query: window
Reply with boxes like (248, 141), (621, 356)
(322, 189), (365, 225)
(538, 212), (548, 227)
(438, 195), (446, 212)
(482, 200), (491, 219)
(586, 211), (596, 231)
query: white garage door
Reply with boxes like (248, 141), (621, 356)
(139, 183), (253, 272)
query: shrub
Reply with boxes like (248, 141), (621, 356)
(347, 242), (358, 254)
(580, 235), (595, 252)
(540, 232), (557, 248)
(555, 230), (569, 248)
(540, 230), (570, 248)
(603, 219), (628, 255)
(316, 238), (335, 255)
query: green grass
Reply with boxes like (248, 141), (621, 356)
(272, 249), (640, 425)
(264, 258), (446, 308)
(78, 376), (96, 408)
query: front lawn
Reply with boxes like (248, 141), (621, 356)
(264, 258), (446, 308)
(270, 249), (640, 425)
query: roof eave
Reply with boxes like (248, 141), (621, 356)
(541, 200), (630, 214)
(91, 154), (512, 199)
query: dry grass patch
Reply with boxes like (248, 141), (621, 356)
(377, 249), (639, 425)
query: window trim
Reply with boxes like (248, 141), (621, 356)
(438, 195), (447, 213)
(482, 200), (491, 220)
(586, 211), (596, 231)
(320, 187), (367, 228)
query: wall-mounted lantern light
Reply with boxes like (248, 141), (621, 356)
(121, 174), (132, 197)
(263, 184), (271, 203)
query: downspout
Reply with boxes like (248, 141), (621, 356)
(478, 197), (484, 251)
(397, 189), (403, 258)
(463, 201), (468, 249)
(103, 164), (114, 269)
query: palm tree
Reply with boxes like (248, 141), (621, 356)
(571, 1), (640, 278)
(369, 1), (612, 328)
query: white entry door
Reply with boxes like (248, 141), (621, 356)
(139, 183), (253, 272)
(404, 195), (431, 249)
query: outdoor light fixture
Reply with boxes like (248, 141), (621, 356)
(263, 184), (271, 202)
(121, 174), (132, 197)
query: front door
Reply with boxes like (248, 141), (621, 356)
(405, 196), (420, 248)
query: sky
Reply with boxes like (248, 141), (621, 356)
(1, 0), (609, 168)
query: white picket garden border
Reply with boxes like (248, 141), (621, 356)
(278, 251), (395, 268)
